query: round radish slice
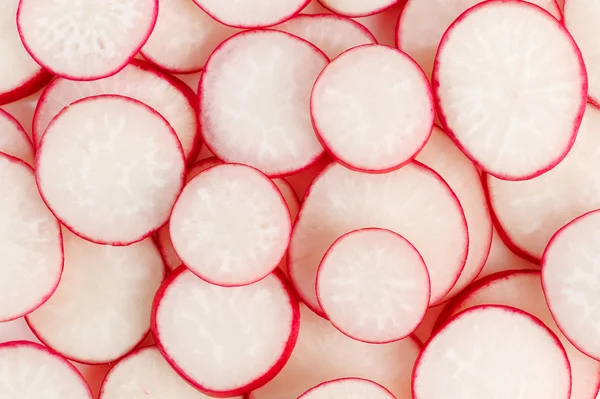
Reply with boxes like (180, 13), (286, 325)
(433, 0), (586, 180)
(311, 44), (433, 172)
(317, 0), (399, 17)
(36, 95), (185, 246)
(316, 228), (430, 343)
(152, 267), (299, 397)
(299, 378), (396, 399)
(33, 60), (200, 162)
(289, 161), (468, 313)
(0, 341), (92, 399)
(0, 153), (62, 322)
(17, 0), (158, 81)
(200, 29), (328, 177)
(0, 108), (34, 166)
(170, 164), (292, 286)
(191, 0), (308, 28)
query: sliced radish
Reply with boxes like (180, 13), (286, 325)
(152, 267), (299, 396)
(311, 44), (433, 172)
(353, 2), (405, 47)
(0, 341), (92, 399)
(299, 378), (396, 399)
(433, 0), (586, 180)
(191, 0), (308, 28)
(170, 163), (291, 286)
(17, 0), (158, 80)
(33, 60), (200, 162)
(289, 161), (468, 313)
(0, 108), (34, 166)
(316, 228), (430, 343)
(317, 0), (400, 17)
(0, 153), (62, 322)
(200, 29), (328, 177)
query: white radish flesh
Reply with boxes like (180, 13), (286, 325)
(299, 378), (396, 399)
(191, 0), (308, 28)
(0, 108), (34, 166)
(317, 0), (400, 17)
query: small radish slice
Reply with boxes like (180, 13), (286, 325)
(299, 378), (396, 399)
(200, 29), (328, 177)
(33, 60), (200, 162)
(354, 2), (404, 47)
(317, 0), (400, 17)
(17, 0), (158, 81)
(191, 0), (308, 28)
(36, 95), (185, 246)
(0, 108), (34, 166)
(152, 267), (299, 397)
(433, 0), (586, 180)
(0, 341), (92, 399)
(0, 153), (62, 322)
(311, 44), (433, 172)
(316, 228), (430, 343)
(170, 164), (292, 286)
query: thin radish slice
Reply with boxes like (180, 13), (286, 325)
(433, 0), (586, 181)
(289, 161), (468, 313)
(316, 228), (430, 343)
(36, 95), (185, 246)
(152, 267), (299, 397)
(0, 153), (62, 322)
(317, 0), (400, 17)
(311, 44), (433, 172)
(170, 164), (292, 286)
(191, 0), (308, 28)
(250, 304), (421, 399)
(200, 29), (328, 177)
(17, 0), (158, 81)
(33, 60), (200, 162)
(0, 108), (34, 166)
(299, 378), (396, 399)
(0, 341), (92, 399)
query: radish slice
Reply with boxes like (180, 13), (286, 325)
(33, 60), (200, 162)
(317, 0), (400, 17)
(152, 267), (299, 397)
(170, 164), (292, 286)
(413, 305), (571, 399)
(191, 0), (308, 28)
(289, 161), (468, 313)
(433, 0), (586, 181)
(0, 153), (62, 322)
(26, 229), (165, 364)
(250, 304), (421, 399)
(17, 0), (158, 81)
(200, 29), (328, 177)
(299, 378), (396, 399)
(316, 228), (430, 343)
(311, 44), (433, 172)
(0, 341), (92, 399)
(0, 108), (34, 166)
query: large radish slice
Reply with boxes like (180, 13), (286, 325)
(250, 304), (421, 399)
(36, 95), (185, 246)
(26, 229), (165, 364)
(433, 0), (586, 181)
(317, 0), (400, 17)
(316, 228), (430, 343)
(33, 60), (200, 162)
(17, 0), (158, 81)
(289, 161), (468, 313)
(0, 341), (92, 399)
(311, 44), (433, 172)
(190, 0), (308, 28)
(299, 378), (396, 399)
(170, 164), (291, 286)
(152, 267), (299, 397)
(0, 153), (62, 322)
(200, 29), (328, 177)
(0, 108), (34, 166)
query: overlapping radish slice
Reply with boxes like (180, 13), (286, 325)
(17, 0), (158, 80)
(289, 162), (468, 313)
(152, 267), (299, 397)
(317, 0), (399, 17)
(200, 30), (328, 177)
(299, 378), (396, 399)
(316, 228), (430, 343)
(0, 108), (34, 166)
(311, 44), (433, 172)
(433, 0), (586, 180)
(191, 0), (308, 28)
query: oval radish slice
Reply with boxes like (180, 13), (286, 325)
(191, 0), (308, 28)
(0, 341), (92, 399)
(299, 378), (396, 399)
(316, 228), (430, 343)
(317, 0), (399, 17)
(289, 161), (468, 313)
(433, 0), (586, 181)
(0, 153), (62, 322)
(0, 108), (34, 166)
(170, 164), (292, 286)
(200, 29), (328, 177)
(36, 95), (185, 246)
(152, 267), (299, 397)
(311, 44), (433, 172)
(17, 0), (158, 81)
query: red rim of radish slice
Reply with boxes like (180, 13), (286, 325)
(315, 228), (430, 344)
(0, 69), (52, 107)
(298, 378), (397, 399)
(316, 0), (401, 18)
(311, 44), (434, 173)
(152, 266), (300, 397)
(0, 108), (35, 166)
(432, 0), (587, 181)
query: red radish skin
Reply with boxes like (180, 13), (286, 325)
(299, 378), (397, 399)
(286, 155), (332, 200)
(0, 108), (34, 166)
(354, 1), (405, 47)
(317, 0), (401, 17)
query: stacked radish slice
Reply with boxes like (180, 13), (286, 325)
(2, 0), (600, 398)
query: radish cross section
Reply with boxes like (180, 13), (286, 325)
(299, 378), (396, 399)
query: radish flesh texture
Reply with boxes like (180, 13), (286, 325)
(0, 108), (34, 166)
(317, 0), (399, 17)
(299, 378), (396, 399)
(191, 0), (308, 28)
(433, 0), (586, 180)
(311, 44), (433, 172)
